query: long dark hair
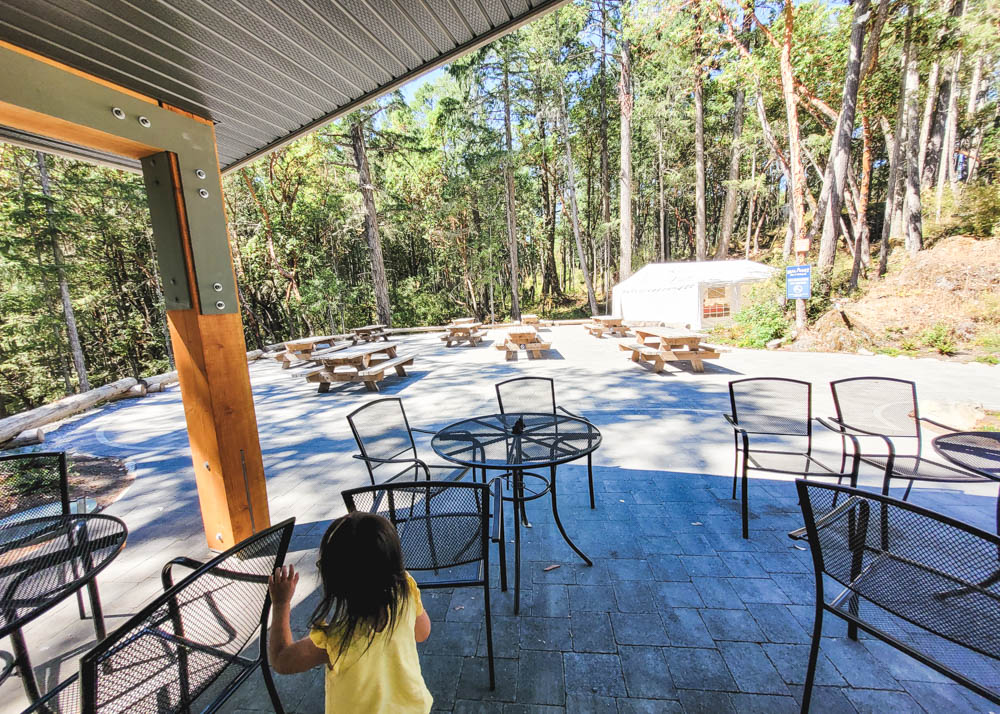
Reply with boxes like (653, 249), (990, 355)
(309, 511), (408, 660)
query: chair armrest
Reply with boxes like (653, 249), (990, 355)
(490, 477), (503, 543)
(557, 405), (591, 423)
(918, 417), (961, 433)
(788, 494), (865, 541)
(161, 556), (206, 591)
(410, 427), (438, 435)
(351, 454), (431, 479)
(723, 413), (739, 430)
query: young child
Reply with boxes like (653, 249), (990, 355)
(267, 511), (433, 713)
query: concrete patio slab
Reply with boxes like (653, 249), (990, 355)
(2, 325), (998, 713)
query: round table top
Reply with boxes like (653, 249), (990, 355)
(932, 431), (1000, 481)
(0, 513), (127, 637)
(432, 412), (601, 470)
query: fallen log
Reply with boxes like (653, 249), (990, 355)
(2, 428), (44, 449)
(0, 377), (138, 446)
(107, 383), (148, 402)
(144, 371), (179, 393)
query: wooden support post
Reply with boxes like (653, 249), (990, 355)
(160, 149), (270, 551)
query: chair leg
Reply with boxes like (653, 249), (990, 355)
(902, 479), (914, 501)
(483, 580), (496, 690)
(261, 661), (286, 714)
(741, 460), (750, 540)
(731, 434), (739, 499)
(86, 579), (107, 640)
(10, 627), (41, 705)
(801, 604), (824, 714)
(587, 452), (595, 509)
(498, 509), (508, 592)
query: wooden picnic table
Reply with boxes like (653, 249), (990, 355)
(521, 314), (540, 325)
(450, 317), (477, 325)
(495, 325), (552, 360)
(352, 324), (388, 342)
(275, 334), (351, 369)
(442, 322), (485, 347)
(304, 342), (414, 392)
(586, 315), (629, 338)
(620, 327), (720, 373)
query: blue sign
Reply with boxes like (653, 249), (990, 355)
(786, 265), (812, 300)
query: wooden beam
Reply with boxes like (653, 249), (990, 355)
(0, 42), (270, 548)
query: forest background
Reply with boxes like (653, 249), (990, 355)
(0, 0), (998, 415)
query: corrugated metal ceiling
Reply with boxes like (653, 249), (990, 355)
(0, 0), (566, 173)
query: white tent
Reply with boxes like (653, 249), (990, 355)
(612, 260), (776, 330)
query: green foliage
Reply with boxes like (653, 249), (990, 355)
(923, 185), (1000, 244)
(975, 355), (999, 365)
(920, 323), (957, 355)
(723, 278), (790, 348)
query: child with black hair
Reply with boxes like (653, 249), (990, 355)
(268, 511), (433, 713)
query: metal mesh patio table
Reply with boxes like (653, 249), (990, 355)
(0, 513), (127, 703)
(432, 413), (601, 614)
(933, 431), (1000, 536)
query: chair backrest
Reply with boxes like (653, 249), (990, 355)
(830, 377), (920, 439)
(796, 480), (1000, 667)
(495, 377), (556, 415)
(342, 482), (489, 578)
(347, 398), (418, 485)
(0, 452), (70, 523)
(76, 518), (295, 712)
(728, 378), (811, 436)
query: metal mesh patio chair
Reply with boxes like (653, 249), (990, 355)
(22, 518), (296, 713)
(348, 398), (472, 485)
(829, 377), (993, 517)
(495, 377), (596, 509)
(725, 378), (860, 539)
(1, 451), (103, 651)
(342, 480), (503, 690)
(793, 480), (1000, 713)
(1, 452), (70, 524)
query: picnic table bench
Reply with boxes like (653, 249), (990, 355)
(352, 324), (388, 342)
(494, 325), (552, 360)
(303, 342), (414, 392)
(441, 322), (486, 347)
(586, 315), (630, 338)
(620, 327), (720, 373)
(521, 313), (540, 325)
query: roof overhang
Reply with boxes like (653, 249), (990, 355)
(0, 0), (568, 174)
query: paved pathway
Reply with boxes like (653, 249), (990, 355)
(2, 326), (997, 712)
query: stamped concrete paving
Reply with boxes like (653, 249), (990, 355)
(2, 325), (998, 713)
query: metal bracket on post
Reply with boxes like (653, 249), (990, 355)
(141, 152), (191, 311)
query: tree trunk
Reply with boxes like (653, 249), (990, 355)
(350, 122), (392, 326)
(558, 85), (598, 314)
(619, 37), (634, 281)
(746, 150), (757, 258)
(778, 3), (808, 328)
(918, 59), (942, 183)
(502, 59), (520, 320)
(536, 99), (562, 299)
(717, 11), (752, 260)
(36, 152), (89, 392)
(817, 0), (870, 276)
(902, 6), (923, 256)
(879, 51), (907, 277)
(657, 125), (666, 261)
(943, 50), (963, 195)
(849, 114), (874, 291)
(600, 0), (612, 301)
(694, 8), (707, 261)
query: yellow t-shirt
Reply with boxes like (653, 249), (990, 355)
(308, 572), (433, 714)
